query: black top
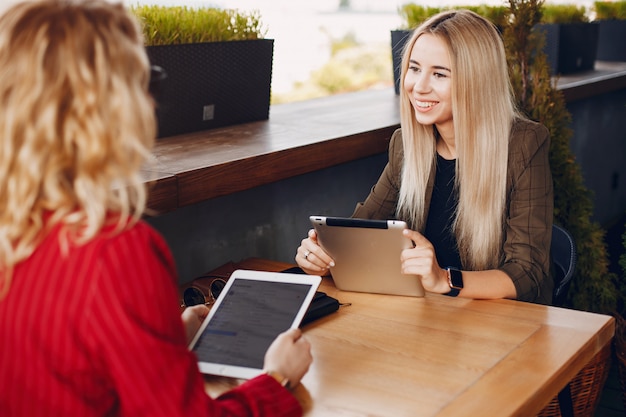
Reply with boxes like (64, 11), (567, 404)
(424, 154), (462, 269)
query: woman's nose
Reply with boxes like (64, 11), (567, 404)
(406, 72), (428, 94)
(413, 73), (429, 93)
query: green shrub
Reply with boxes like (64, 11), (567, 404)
(506, 0), (618, 314)
(594, 0), (626, 20)
(617, 221), (626, 317)
(540, 3), (589, 23)
(398, 3), (510, 29)
(397, 3), (442, 29)
(272, 42), (391, 104)
(463, 5), (511, 28)
(130, 5), (267, 45)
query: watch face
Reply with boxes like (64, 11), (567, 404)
(183, 286), (206, 307)
(210, 278), (227, 300)
(449, 268), (464, 289)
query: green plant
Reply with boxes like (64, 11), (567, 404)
(130, 5), (267, 45)
(618, 220), (626, 407)
(622, 223), (626, 278)
(397, 3), (442, 29)
(620, 221), (626, 313)
(272, 38), (391, 104)
(507, 2), (624, 411)
(463, 4), (511, 28)
(540, 3), (589, 23)
(505, 0), (618, 315)
(398, 3), (511, 30)
(594, 0), (626, 20)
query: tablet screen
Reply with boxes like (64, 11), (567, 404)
(189, 270), (321, 379)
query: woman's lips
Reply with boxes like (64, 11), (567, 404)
(414, 99), (437, 112)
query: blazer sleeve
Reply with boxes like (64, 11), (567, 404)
(352, 128), (403, 220)
(500, 120), (554, 304)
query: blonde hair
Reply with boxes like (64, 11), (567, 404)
(397, 10), (518, 270)
(0, 0), (156, 298)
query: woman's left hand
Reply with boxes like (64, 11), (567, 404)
(401, 229), (450, 294)
(181, 304), (210, 345)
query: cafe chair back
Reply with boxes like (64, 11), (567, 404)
(539, 224), (609, 417)
(550, 224), (577, 417)
(539, 225), (605, 417)
(551, 223), (577, 307)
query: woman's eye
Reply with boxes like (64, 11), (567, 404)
(434, 72), (447, 79)
(408, 65), (421, 73)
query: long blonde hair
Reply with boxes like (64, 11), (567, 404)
(397, 10), (518, 270)
(0, 0), (156, 298)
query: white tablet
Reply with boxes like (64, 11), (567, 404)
(188, 269), (321, 379)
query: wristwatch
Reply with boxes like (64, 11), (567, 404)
(265, 370), (291, 390)
(445, 267), (463, 297)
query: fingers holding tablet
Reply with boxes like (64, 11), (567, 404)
(296, 229), (335, 274)
(264, 328), (313, 388)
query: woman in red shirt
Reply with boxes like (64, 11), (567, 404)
(0, 1), (312, 416)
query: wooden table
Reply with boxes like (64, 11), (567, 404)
(190, 258), (615, 417)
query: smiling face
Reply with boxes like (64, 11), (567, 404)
(404, 33), (453, 138)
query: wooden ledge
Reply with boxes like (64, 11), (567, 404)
(143, 88), (400, 213)
(558, 61), (626, 102)
(144, 61), (626, 214)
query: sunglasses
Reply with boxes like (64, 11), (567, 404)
(180, 275), (228, 308)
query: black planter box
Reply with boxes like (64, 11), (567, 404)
(597, 20), (626, 61)
(391, 30), (412, 95)
(146, 39), (274, 138)
(535, 23), (599, 75)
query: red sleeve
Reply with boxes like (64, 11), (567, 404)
(86, 221), (302, 417)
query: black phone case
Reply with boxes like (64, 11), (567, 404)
(281, 267), (340, 326)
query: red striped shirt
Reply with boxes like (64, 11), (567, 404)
(0, 219), (301, 416)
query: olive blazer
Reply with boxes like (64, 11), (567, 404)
(352, 118), (554, 304)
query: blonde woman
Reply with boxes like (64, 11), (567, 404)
(0, 1), (311, 416)
(297, 10), (553, 304)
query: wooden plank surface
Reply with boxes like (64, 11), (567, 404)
(145, 63), (626, 213)
(148, 88), (400, 209)
(143, 173), (177, 214)
(193, 258), (615, 417)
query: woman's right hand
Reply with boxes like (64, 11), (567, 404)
(295, 229), (334, 275)
(263, 328), (312, 388)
